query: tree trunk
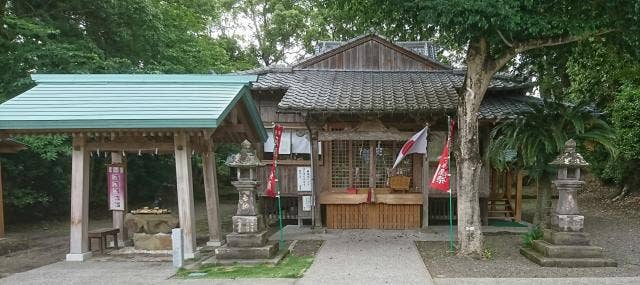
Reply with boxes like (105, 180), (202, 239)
(533, 177), (552, 228)
(456, 40), (493, 255)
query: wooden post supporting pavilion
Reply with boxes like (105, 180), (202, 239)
(0, 161), (4, 239)
(174, 133), (197, 259)
(66, 136), (92, 261)
(110, 152), (127, 244)
(203, 137), (223, 246)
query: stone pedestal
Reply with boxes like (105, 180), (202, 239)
(521, 177), (616, 267)
(522, 140), (616, 267)
(214, 175), (278, 261)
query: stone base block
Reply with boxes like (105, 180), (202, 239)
(521, 247), (616, 267)
(226, 231), (269, 247)
(206, 240), (225, 247)
(215, 242), (279, 260)
(66, 252), (92, 262)
(133, 233), (172, 250)
(551, 214), (584, 232)
(544, 229), (590, 246)
(232, 215), (265, 234)
(533, 240), (605, 259)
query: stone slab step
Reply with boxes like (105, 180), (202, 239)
(520, 247), (617, 267)
(533, 240), (605, 258)
(544, 229), (591, 246)
(215, 242), (279, 260)
(226, 231), (269, 247)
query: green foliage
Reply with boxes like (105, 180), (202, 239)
(177, 255), (314, 279)
(0, 0), (259, 222)
(488, 99), (615, 179)
(482, 247), (496, 260)
(522, 226), (544, 248)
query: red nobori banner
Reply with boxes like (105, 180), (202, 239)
(265, 124), (284, 198)
(108, 164), (126, 210)
(431, 119), (455, 192)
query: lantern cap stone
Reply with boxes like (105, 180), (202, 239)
(550, 139), (589, 167)
(225, 140), (264, 168)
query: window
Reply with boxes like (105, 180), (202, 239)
(330, 140), (414, 189)
(352, 141), (370, 188)
(331, 140), (350, 188)
(263, 128), (321, 161)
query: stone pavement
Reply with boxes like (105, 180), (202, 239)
(296, 230), (434, 285)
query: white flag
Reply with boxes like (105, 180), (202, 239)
(392, 127), (428, 169)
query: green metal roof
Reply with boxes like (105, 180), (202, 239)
(0, 74), (267, 141)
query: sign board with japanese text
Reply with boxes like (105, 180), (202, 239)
(297, 166), (312, 192)
(108, 164), (126, 210)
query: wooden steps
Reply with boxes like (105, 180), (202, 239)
(488, 197), (515, 220)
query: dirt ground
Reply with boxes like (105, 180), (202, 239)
(0, 198), (238, 279)
(417, 176), (640, 278)
(291, 240), (324, 257)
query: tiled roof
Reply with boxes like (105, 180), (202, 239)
(478, 95), (538, 120)
(253, 70), (535, 119)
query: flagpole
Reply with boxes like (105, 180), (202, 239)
(275, 126), (284, 250)
(447, 116), (454, 253)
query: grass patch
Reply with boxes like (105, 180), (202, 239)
(177, 255), (314, 279)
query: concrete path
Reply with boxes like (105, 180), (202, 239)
(0, 260), (297, 285)
(296, 230), (434, 285)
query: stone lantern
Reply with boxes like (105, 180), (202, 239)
(225, 140), (263, 217)
(521, 139), (616, 267)
(214, 140), (280, 262)
(548, 139), (588, 232)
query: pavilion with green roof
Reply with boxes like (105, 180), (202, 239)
(0, 74), (267, 261)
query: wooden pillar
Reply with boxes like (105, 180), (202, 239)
(310, 131), (322, 227)
(111, 152), (127, 244)
(515, 170), (525, 221)
(505, 170), (513, 200)
(66, 136), (91, 261)
(421, 150), (429, 229)
(202, 138), (222, 246)
(174, 133), (197, 259)
(0, 161), (4, 239)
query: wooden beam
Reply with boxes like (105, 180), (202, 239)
(421, 146), (430, 229)
(66, 136), (91, 261)
(174, 133), (197, 259)
(202, 138), (223, 246)
(86, 142), (174, 152)
(369, 141), (376, 189)
(111, 152), (127, 243)
(515, 170), (525, 222)
(0, 161), (4, 238)
(309, 130), (322, 228)
(318, 130), (415, 141)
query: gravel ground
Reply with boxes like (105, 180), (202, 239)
(417, 177), (640, 278)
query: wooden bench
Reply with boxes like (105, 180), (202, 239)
(88, 228), (119, 254)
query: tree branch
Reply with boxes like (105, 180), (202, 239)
(513, 29), (614, 53)
(496, 29), (513, 48)
(492, 29), (615, 74)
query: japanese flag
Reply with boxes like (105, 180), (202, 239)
(392, 127), (428, 169)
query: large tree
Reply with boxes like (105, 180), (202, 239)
(316, 0), (639, 255)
